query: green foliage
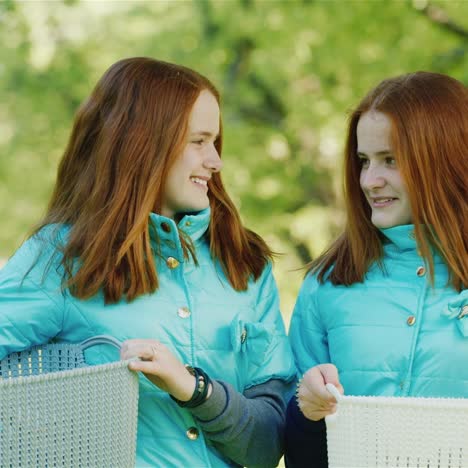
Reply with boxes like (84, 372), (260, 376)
(1, 0), (467, 318)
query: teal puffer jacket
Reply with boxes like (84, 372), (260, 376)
(0, 208), (296, 467)
(290, 224), (468, 398)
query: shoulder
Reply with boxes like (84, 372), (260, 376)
(295, 272), (322, 305)
(249, 261), (276, 297)
(292, 270), (344, 325)
(1, 224), (69, 284)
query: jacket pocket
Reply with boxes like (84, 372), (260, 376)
(230, 316), (275, 367)
(443, 291), (468, 337)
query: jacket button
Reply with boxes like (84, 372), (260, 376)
(166, 257), (179, 269)
(186, 427), (199, 440)
(177, 307), (191, 318)
(240, 328), (247, 343)
(416, 266), (426, 277)
(161, 222), (171, 233)
(185, 221), (192, 227)
(407, 315), (416, 326)
(458, 305), (468, 320)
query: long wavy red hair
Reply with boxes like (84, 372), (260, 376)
(34, 57), (272, 303)
(311, 71), (467, 291)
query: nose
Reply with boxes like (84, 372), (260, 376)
(203, 143), (223, 173)
(360, 163), (386, 191)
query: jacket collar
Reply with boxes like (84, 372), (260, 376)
(380, 224), (444, 264)
(380, 224), (417, 252)
(149, 208), (211, 243)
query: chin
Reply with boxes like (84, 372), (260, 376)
(372, 216), (412, 229)
(184, 203), (210, 213)
(371, 216), (398, 229)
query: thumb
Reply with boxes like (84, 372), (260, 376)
(317, 363), (344, 395)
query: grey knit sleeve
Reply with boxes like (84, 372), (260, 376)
(189, 378), (293, 467)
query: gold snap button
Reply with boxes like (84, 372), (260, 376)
(240, 328), (247, 343)
(407, 315), (416, 326)
(166, 257), (179, 269)
(186, 427), (199, 440)
(416, 266), (426, 277)
(185, 221), (192, 226)
(177, 307), (191, 319)
(458, 305), (468, 320)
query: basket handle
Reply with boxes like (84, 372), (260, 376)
(325, 383), (343, 403)
(80, 335), (122, 351)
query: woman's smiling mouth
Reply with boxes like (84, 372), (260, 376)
(190, 176), (209, 188)
(370, 197), (398, 207)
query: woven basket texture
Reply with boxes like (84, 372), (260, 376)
(326, 394), (468, 468)
(0, 343), (139, 467)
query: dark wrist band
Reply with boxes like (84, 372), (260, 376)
(170, 365), (212, 409)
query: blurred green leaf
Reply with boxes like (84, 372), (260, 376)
(1, 0), (467, 317)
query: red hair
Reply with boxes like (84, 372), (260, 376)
(33, 57), (272, 303)
(312, 72), (467, 291)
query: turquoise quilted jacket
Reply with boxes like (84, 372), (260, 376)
(290, 224), (468, 398)
(0, 208), (296, 467)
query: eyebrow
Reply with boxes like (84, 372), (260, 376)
(190, 131), (220, 138)
(356, 150), (393, 157)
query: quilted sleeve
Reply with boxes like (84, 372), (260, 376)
(289, 273), (330, 376)
(0, 237), (65, 359)
(236, 262), (297, 388)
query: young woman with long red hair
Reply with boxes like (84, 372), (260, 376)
(285, 71), (467, 467)
(0, 57), (296, 467)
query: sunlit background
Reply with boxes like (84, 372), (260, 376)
(1, 0), (467, 326)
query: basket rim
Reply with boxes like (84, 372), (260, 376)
(0, 359), (135, 387)
(334, 393), (468, 410)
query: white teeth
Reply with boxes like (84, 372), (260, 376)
(190, 177), (207, 186)
(374, 198), (394, 203)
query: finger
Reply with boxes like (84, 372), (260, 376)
(299, 399), (335, 414)
(128, 359), (160, 374)
(297, 387), (332, 408)
(299, 404), (332, 422)
(297, 390), (336, 417)
(318, 364), (344, 395)
(298, 383), (329, 402)
(299, 398), (337, 421)
(317, 363), (340, 387)
(316, 364), (344, 401)
(335, 382), (345, 395)
(302, 370), (335, 403)
(121, 341), (159, 361)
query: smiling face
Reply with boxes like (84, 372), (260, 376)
(357, 111), (412, 229)
(161, 90), (222, 219)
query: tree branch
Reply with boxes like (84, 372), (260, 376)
(413, 1), (468, 39)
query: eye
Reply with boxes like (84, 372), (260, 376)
(358, 156), (369, 168)
(191, 139), (205, 146)
(385, 156), (396, 166)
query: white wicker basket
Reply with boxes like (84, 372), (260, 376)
(0, 336), (139, 467)
(325, 384), (468, 468)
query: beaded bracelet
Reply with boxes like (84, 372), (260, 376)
(170, 365), (212, 408)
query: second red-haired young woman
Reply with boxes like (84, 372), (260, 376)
(285, 71), (468, 467)
(0, 57), (296, 467)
